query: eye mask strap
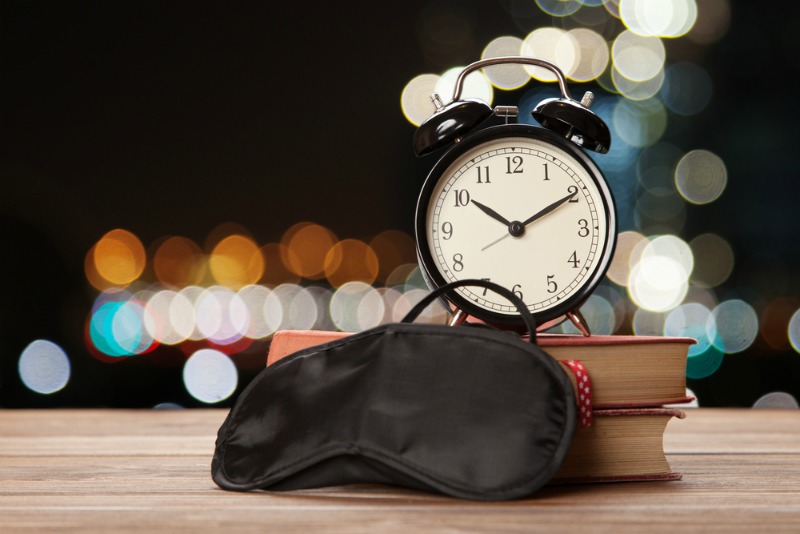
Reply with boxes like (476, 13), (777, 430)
(401, 279), (538, 344)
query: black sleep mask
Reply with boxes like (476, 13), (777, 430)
(212, 279), (576, 501)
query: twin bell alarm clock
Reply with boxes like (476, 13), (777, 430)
(412, 56), (617, 336)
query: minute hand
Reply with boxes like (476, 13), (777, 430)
(520, 190), (578, 227)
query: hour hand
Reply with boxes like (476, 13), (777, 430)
(471, 199), (511, 226)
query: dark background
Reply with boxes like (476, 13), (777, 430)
(2, 0), (799, 408)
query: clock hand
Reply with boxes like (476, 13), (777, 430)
(481, 232), (510, 251)
(481, 190), (579, 251)
(520, 190), (579, 227)
(470, 199), (511, 226)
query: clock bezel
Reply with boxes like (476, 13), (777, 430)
(414, 123), (617, 328)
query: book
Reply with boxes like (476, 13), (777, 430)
(552, 407), (685, 483)
(266, 330), (696, 409)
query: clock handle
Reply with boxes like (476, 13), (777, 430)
(401, 279), (538, 343)
(414, 55), (610, 155)
(449, 56), (572, 103)
(448, 56), (611, 154)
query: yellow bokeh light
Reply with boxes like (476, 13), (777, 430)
(209, 234), (264, 289)
(92, 229), (146, 287)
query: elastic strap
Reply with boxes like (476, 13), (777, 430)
(561, 360), (593, 427)
(401, 279), (537, 344)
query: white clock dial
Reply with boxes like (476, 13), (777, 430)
(421, 131), (612, 321)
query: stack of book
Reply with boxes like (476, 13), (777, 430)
(265, 330), (695, 484)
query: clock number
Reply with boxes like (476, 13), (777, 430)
(567, 185), (580, 202)
(480, 278), (491, 296)
(568, 251), (580, 268)
(453, 189), (470, 207)
(546, 275), (558, 294)
(511, 284), (523, 300)
(452, 253), (464, 272)
(476, 166), (491, 184)
(441, 221), (453, 240)
(505, 155), (523, 174)
(578, 219), (590, 237)
(542, 163), (550, 181)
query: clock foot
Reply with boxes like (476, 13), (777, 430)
(449, 309), (469, 326)
(567, 309), (591, 337)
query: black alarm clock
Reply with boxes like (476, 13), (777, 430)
(413, 56), (617, 336)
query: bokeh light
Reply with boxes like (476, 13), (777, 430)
(628, 235), (692, 312)
(153, 236), (205, 288)
(91, 229), (146, 288)
(481, 36), (530, 89)
(435, 65), (494, 105)
(710, 300), (759, 354)
(18, 339), (71, 394)
(183, 348), (238, 404)
(686, 345), (724, 379)
(273, 283), (319, 331)
(687, 0), (731, 44)
(606, 230), (646, 286)
(620, 0), (697, 38)
(660, 62), (713, 116)
(536, 0), (583, 17)
(209, 234), (264, 289)
(329, 281), (384, 332)
(675, 149), (727, 204)
(522, 27), (578, 82)
(611, 30), (665, 82)
(790, 307), (800, 353)
(401, 73), (440, 127)
(752, 392), (799, 409)
(689, 233), (734, 288)
(324, 239), (379, 288)
(566, 28), (610, 82)
(281, 222), (337, 280)
(65, 0), (775, 407)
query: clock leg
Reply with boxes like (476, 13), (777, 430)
(449, 308), (469, 326)
(566, 309), (592, 337)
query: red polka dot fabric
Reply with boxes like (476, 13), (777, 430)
(562, 360), (593, 428)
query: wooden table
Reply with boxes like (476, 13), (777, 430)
(1, 409), (799, 532)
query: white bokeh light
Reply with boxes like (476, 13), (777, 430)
(18, 340), (71, 395)
(183, 349), (238, 404)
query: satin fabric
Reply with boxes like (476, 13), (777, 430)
(212, 322), (576, 501)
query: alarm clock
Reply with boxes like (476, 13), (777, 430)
(413, 56), (617, 336)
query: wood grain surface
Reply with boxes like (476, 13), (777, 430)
(1, 408), (799, 532)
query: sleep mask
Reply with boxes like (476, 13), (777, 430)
(212, 279), (577, 501)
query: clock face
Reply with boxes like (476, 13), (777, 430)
(416, 124), (616, 327)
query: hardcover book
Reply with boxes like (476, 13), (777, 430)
(266, 330), (695, 408)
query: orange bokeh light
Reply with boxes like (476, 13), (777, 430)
(324, 239), (379, 288)
(91, 229), (146, 287)
(280, 222), (338, 280)
(153, 236), (206, 288)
